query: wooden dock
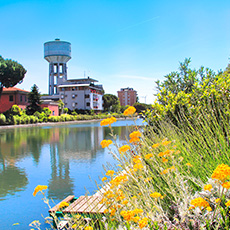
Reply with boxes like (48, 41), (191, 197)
(49, 194), (107, 229)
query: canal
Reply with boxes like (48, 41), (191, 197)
(0, 119), (144, 229)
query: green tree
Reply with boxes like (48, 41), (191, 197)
(58, 99), (64, 115)
(103, 94), (120, 112)
(0, 56), (27, 96)
(26, 84), (42, 115)
(133, 102), (151, 114)
(155, 58), (216, 105)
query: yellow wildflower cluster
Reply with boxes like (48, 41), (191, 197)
(190, 197), (211, 210)
(222, 181), (230, 189)
(158, 149), (174, 157)
(100, 117), (117, 126)
(204, 184), (212, 191)
(110, 174), (128, 187)
(160, 166), (175, 175)
(106, 170), (115, 176)
(120, 209), (146, 228)
(119, 145), (131, 153)
(211, 164), (230, 183)
(129, 131), (141, 143)
(150, 192), (163, 199)
(84, 227), (93, 230)
(58, 201), (69, 209)
(124, 106), (136, 116)
(145, 153), (153, 160)
(33, 185), (48, 196)
(100, 139), (113, 148)
(138, 217), (149, 229)
(132, 155), (144, 171)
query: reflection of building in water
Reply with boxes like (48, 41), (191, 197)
(48, 144), (74, 200)
(57, 126), (104, 160)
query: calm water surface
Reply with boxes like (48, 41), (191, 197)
(0, 119), (144, 229)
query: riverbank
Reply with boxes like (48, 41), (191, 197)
(0, 117), (133, 129)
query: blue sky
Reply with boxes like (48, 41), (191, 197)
(1, 0), (230, 104)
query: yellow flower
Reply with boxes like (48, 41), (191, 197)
(133, 163), (143, 171)
(212, 164), (230, 183)
(122, 200), (128, 205)
(33, 185), (48, 196)
(161, 140), (172, 146)
(102, 177), (107, 182)
(206, 206), (212, 211)
(145, 153), (153, 160)
(106, 170), (115, 176)
(129, 137), (140, 143)
(162, 157), (168, 163)
(85, 227), (93, 230)
(133, 208), (143, 214)
(110, 208), (116, 216)
(132, 216), (140, 223)
(100, 117), (117, 126)
(103, 209), (109, 213)
(138, 217), (148, 229)
(124, 106), (136, 116)
(204, 184), (212, 191)
(215, 198), (221, 203)
(119, 145), (131, 153)
(152, 143), (160, 148)
(222, 181), (230, 189)
(144, 177), (152, 182)
(72, 224), (77, 228)
(226, 200), (230, 207)
(186, 163), (193, 167)
(129, 131), (141, 139)
(58, 201), (69, 209)
(190, 197), (210, 209)
(150, 192), (163, 199)
(100, 139), (113, 148)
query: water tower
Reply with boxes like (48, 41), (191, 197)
(44, 39), (71, 95)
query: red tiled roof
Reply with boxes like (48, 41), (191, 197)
(2, 87), (29, 93)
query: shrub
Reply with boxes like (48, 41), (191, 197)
(0, 114), (6, 125)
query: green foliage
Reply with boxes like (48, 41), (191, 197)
(103, 94), (120, 112)
(10, 105), (21, 115)
(42, 107), (51, 117)
(146, 58), (230, 128)
(63, 108), (68, 114)
(26, 84), (42, 115)
(58, 99), (64, 115)
(0, 113), (6, 125)
(0, 56), (27, 96)
(133, 102), (151, 114)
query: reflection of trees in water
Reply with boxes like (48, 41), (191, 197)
(0, 163), (28, 200)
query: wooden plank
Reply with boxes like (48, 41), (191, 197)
(63, 196), (87, 213)
(49, 195), (75, 213)
(77, 196), (99, 213)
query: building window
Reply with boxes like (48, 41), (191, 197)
(61, 94), (64, 99)
(52, 111), (55, 115)
(20, 95), (23, 102)
(72, 94), (75, 98)
(9, 95), (13, 102)
(86, 102), (90, 106)
(61, 88), (65, 91)
(25, 96), (27, 102)
(72, 102), (75, 107)
(85, 94), (90, 99)
(72, 88), (75, 91)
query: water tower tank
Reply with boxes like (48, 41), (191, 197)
(44, 39), (71, 95)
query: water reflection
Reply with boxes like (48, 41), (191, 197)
(0, 120), (142, 200)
